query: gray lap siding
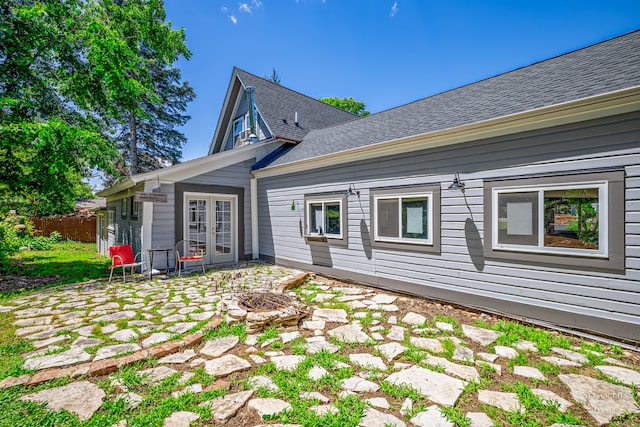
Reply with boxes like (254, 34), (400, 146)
(256, 111), (640, 342)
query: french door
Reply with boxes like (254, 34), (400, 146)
(185, 194), (236, 264)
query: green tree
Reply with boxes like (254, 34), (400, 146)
(0, 0), (116, 214)
(265, 67), (281, 85)
(0, 0), (192, 213)
(318, 96), (370, 116)
(112, 54), (195, 178)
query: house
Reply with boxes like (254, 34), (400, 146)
(96, 68), (357, 261)
(98, 31), (640, 343)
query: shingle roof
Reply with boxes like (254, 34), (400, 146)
(234, 68), (358, 142)
(263, 30), (640, 168)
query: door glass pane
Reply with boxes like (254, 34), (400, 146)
(402, 197), (428, 239)
(377, 198), (399, 238)
(544, 188), (599, 250)
(324, 202), (341, 236)
(497, 192), (538, 246)
(215, 200), (231, 254)
(188, 199), (207, 253)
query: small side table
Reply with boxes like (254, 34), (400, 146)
(147, 248), (172, 279)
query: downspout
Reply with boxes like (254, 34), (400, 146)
(250, 177), (259, 259)
(246, 86), (259, 143)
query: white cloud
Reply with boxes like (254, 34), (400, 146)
(239, 3), (251, 13)
(230, 15), (238, 24)
(221, 6), (228, 13)
(252, 0), (262, 7)
(390, 0), (398, 17)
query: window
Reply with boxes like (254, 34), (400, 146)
(494, 183), (606, 256)
(232, 115), (246, 142)
(107, 209), (115, 232)
(484, 171), (624, 271)
(121, 198), (127, 219)
(307, 200), (342, 238)
(130, 196), (140, 219)
(375, 194), (432, 244)
(370, 184), (441, 254)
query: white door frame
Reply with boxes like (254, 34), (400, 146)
(183, 192), (238, 264)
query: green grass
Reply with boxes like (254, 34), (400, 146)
(1, 241), (111, 295)
(0, 312), (34, 380)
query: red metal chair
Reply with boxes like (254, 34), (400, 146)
(175, 240), (205, 276)
(108, 244), (145, 283)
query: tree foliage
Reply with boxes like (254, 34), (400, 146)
(0, 0), (192, 214)
(318, 96), (370, 116)
(265, 67), (281, 85)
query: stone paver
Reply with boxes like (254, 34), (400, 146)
(204, 354), (251, 376)
(596, 365), (640, 386)
(328, 323), (371, 343)
(271, 355), (304, 371)
(94, 343), (141, 361)
(466, 411), (494, 427)
(559, 374), (640, 425)
(411, 405), (454, 427)
(349, 353), (386, 370)
(341, 376), (380, 393)
(200, 390), (254, 422)
(461, 324), (501, 346)
(532, 388), (573, 412)
(163, 411), (199, 427)
(478, 390), (524, 413)
(376, 342), (406, 361)
(513, 365), (546, 381)
(21, 380), (105, 421)
(385, 365), (466, 407)
(401, 311), (427, 326)
(200, 335), (239, 357)
(247, 398), (292, 417)
(312, 308), (348, 323)
(360, 407), (406, 427)
(23, 347), (91, 370)
(410, 336), (445, 353)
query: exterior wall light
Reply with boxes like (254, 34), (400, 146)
(345, 184), (360, 198)
(448, 172), (465, 190)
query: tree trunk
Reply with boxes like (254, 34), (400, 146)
(129, 111), (138, 175)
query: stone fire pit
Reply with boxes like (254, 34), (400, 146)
(221, 290), (309, 334)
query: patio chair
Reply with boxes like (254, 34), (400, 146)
(175, 240), (205, 277)
(108, 244), (145, 283)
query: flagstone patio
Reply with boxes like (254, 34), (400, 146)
(0, 262), (638, 426)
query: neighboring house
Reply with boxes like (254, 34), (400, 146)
(98, 31), (640, 342)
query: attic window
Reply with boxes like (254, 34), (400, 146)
(233, 114), (251, 146)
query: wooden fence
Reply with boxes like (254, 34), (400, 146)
(30, 217), (96, 243)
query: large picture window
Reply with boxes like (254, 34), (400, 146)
(484, 171), (624, 271)
(374, 194), (432, 244)
(493, 183), (606, 256)
(306, 199), (342, 238)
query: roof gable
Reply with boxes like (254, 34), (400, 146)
(262, 30), (640, 169)
(208, 68), (358, 154)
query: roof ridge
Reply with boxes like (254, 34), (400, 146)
(356, 29), (640, 119)
(233, 67), (359, 118)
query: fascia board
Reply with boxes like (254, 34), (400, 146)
(99, 142), (278, 198)
(252, 86), (640, 179)
(208, 71), (244, 155)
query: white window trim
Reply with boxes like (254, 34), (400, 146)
(306, 199), (343, 239)
(492, 181), (608, 258)
(373, 192), (433, 245)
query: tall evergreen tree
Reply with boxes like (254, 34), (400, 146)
(114, 59), (195, 177)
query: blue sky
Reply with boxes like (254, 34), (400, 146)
(163, 0), (640, 162)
